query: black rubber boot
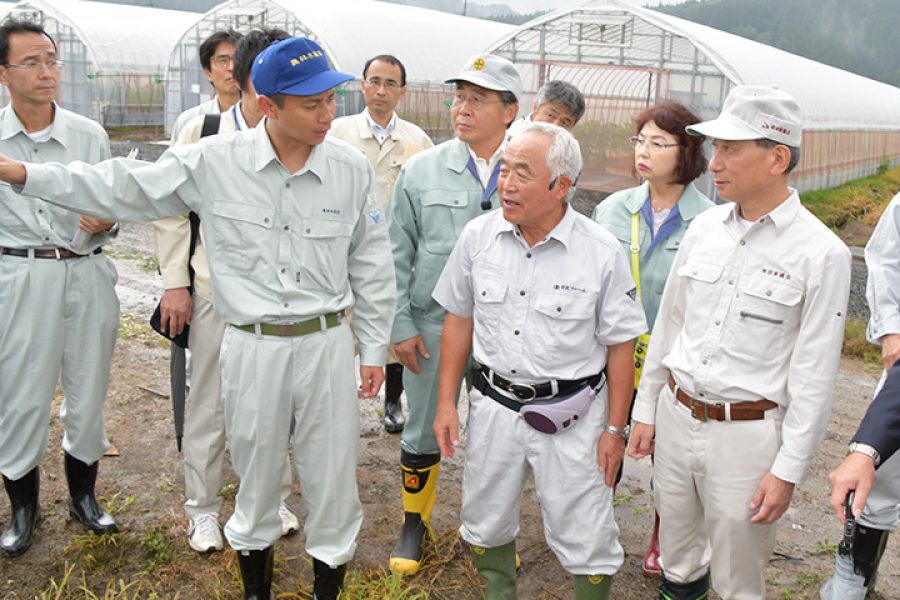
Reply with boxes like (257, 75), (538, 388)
(384, 363), (405, 433)
(312, 558), (346, 600)
(63, 452), (117, 534)
(659, 571), (710, 600)
(236, 547), (273, 600)
(1, 468), (40, 557)
(851, 524), (890, 587)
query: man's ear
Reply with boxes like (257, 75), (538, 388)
(257, 95), (277, 119)
(770, 144), (792, 177)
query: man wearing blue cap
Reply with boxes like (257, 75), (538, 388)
(388, 53), (520, 575)
(0, 37), (395, 600)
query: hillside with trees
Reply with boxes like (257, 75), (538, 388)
(656, 0), (900, 87)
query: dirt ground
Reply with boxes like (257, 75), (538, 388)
(1, 221), (897, 599)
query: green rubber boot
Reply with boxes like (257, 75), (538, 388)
(575, 574), (613, 599)
(471, 541), (517, 600)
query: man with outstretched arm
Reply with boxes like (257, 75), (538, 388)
(0, 37), (395, 600)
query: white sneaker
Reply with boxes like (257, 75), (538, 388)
(279, 502), (299, 537)
(188, 513), (224, 553)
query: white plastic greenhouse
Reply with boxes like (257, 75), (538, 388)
(164, 0), (513, 138)
(0, 0), (196, 126)
(488, 0), (900, 194)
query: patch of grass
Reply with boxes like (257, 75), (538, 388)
(101, 492), (137, 516)
(801, 166), (900, 230)
(842, 317), (882, 365)
(218, 479), (239, 500)
(633, 505), (651, 516)
(795, 569), (822, 589)
(117, 314), (169, 348)
(816, 538), (839, 556)
(613, 492), (633, 506)
(780, 588), (793, 599)
(139, 529), (172, 572)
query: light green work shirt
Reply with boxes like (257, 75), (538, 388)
(592, 181), (712, 331)
(389, 138), (499, 342)
(21, 120), (395, 366)
(0, 103), (113, 253)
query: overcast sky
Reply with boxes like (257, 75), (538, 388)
(492, 0), (684, 14)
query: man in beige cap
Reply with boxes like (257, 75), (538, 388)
(627, 85), (852, 599)
(388, 53), (520, 575)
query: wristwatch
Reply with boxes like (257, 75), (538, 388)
(605, 424), (630, 440)
(848, 441), (881, 466)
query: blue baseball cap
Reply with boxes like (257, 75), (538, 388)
(251, 37), (354, 97)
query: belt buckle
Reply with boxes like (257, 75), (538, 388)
(275, 324), (295, 336)
(509, 383), (536, 401)
(689, 398), (708, 422)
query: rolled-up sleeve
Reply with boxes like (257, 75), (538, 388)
(866, 193), (900, 344)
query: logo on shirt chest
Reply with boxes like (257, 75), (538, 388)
(761, 267), (791, 281)
(553, 284), (587, 293)
(322, 208), (341, 216)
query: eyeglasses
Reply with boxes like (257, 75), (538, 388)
(212, 55), (233, 68)
(629, 136), (680, 151)
(4, 59), (63, 71)
(451, 92), (502, 110)
(364, 77), (401, 90)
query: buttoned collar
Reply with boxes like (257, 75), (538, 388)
(363, 108), (396, 140)
(0, 102), (67, 147)
(723, 188), (800, 233)
(624, 181), (709, 221)
(498, 202), (576, 250)
(254, 117), (327, 182)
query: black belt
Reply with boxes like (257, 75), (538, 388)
(0, 247), (102, 259)
(473, 366), (605, 412)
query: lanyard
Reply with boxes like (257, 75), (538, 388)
(231, 104), (242, 131)
(466, 156), (501, 210)
(630, 211), (643, 300)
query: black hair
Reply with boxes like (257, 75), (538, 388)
(362, 54), (406, 87)
(198, 29), (242, 72)
(0, 19), (56, 65)
(233, 28), (289, 92)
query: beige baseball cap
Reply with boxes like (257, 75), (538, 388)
(687, 85), (802, 147)
(446, 54), (523, 103)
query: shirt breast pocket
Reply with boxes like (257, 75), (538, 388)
(730, 276), (803, 359)
(533, 293), (596, 357)
(209, 201), (274, 273)
(419, 191), (472, 255)
(473, 277), (507, 357)
(300, 218), (355, 293)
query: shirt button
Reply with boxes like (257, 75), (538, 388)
(33, 148), (38, 153)
(285, 182), (291, 188)
(453, 199), (459, 205)
(280, 268), (286, 274)
(766, 290), (772, 296)
(556, 306), (562, 312)
(264, 217), (270, 224)
(283, 225), (289, 231)
(306, 228), (311, 234)
(511, 369), (517, 374)
(481, 291), (487, 296)
(702, 359), (708, 365)
(526, 252), (532, 258)
(519, 290), (525, 296)
(283, 302), (288, 308)
(44, 236), (50, 242)
(715, 320), (720, 325)
(728, 279), (734, 285)
(699, 392), (705, 397)
(514, 330), (520, 335)
(740, 240), (746, 246)
(37, 209), (43, 214)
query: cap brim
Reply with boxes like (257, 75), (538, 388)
(445, 74), (508, 93)
(686, 113), (765, 141)
(278, 70), (354, 97)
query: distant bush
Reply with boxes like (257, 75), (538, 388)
(800, 166), (900, 230)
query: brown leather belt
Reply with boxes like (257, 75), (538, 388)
(668, 374), (777, 422)
(1, 247), (102, 259)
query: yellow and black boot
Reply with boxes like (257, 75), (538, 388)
(471, 541), (517, 600)
(575, 574), (613, 599)
(389, 450), (439, 575)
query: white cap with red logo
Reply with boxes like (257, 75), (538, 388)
(687, 85), (802, 147)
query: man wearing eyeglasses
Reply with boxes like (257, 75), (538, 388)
(170, 29), (243, 143)
(0, 19), (120, 557)
(627, 86), (851, 599)
(388, 54), (520, 576)
(331, 55), (433, 437)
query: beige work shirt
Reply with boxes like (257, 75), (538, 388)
(329, 110), (433, 209)
(633, 191), (851, 483)
(0, 103), (112, 252)
(433, 206), (647, 381)
(154, 102), (246, 302)
(21, 120), (395, 366)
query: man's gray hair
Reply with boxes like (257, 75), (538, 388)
(514, 121), (583, 189)
(535, 80), (586, 123)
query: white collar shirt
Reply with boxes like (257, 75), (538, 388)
(433, 205), (647, 382)
(467, 143), (504, 188)
(633, 191), (852, 483)
(22, 120), (395, 366)
(865, 192), (900, 343)
(364, 108), (396, 146)
(0, 103), (112, 252)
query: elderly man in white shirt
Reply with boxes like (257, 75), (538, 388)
(432, 122), (646, 599)
(628, 86), (852, 600)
